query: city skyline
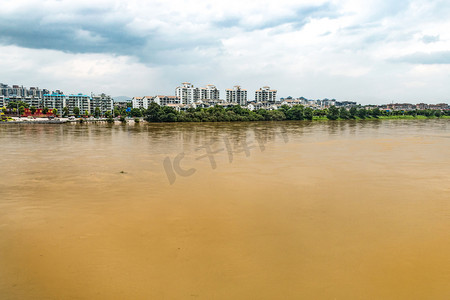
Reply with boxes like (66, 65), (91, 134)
(1, 0), (450, 104)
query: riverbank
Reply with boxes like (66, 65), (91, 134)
(1, 115), (449, 124)
(0, 117), (111, 124)
(313, 115), (450, 121)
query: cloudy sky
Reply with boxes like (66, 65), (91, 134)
(1, 0), (449, 104)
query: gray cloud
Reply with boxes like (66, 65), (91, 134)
(0, 5), (222, 66)
(0, 12), (146, 55)
(421, 35), (440, 44)
(391, 51), (450, 64)
(213, 2), (339, 32)
(0, 1), (340, 66)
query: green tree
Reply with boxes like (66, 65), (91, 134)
(62, 107), (69, 117)
(339, 107), (350, 119)
(357, 108), (367, 119)
(313, 109), (327, 117)
(304, 107), (314, 120)
(161, 112), (177, 122)
(326, 106), (339, 120)
(52, 108), (58, 116)
(349, 106), (357, 119)
(42, 107), (49, 115)
(7, 101), (29, 109)
(286, 105), (304, 120)
(73, 107), (80, 116)
(266, 110), (286, 121)
(129, 108), (143, 117)
(256, 109), (268, 120)
(279, 105), (291, 116)
(30, 106), (37, 115)
(94, 107), (101, 118)
(371, 108), (381, 118)
(19, 106), (25, 116)
(145, 102), (162, 122)
(84, 110), (89, 117)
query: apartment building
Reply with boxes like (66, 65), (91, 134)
(154, 95), (181, 106)
(142, 96), (155, 109)
(255, 86), (277, 103)
(132, 96), (156, 109)
(321, 99), (336, 108)
(176, 82), (199, 104)
(0, 83), (11, 97)
(132, 97), (144, 109)
(22, 97), (41, 108)
(43, 93), (66, 112)
(91, 93), (114, 115)
(66, 94), (91, 114)
(226, 85), (247, 106)
(199, 84), (220, 100)
(387, 103), (415, 111)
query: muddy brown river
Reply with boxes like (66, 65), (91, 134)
(0, 120), (449, 299)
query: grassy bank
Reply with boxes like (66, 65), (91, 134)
(327, 115), (450, 121)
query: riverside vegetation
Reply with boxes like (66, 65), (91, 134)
(3, 101), (449, 123)
(125, 103), (450, 122)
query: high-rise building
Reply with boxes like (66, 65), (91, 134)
(255, 86), (277, 103)
(43, 92), (66, 112)
(66, 94), (91, 114)
(176, 82), (199, 104)
(199, 84), (220, 100)
(11, 85), (27, 97)
(1, 83), (49, 99)
(91, 93), (113, 115)
(226, 85), (247, 106)
(1, 83), (13, 97)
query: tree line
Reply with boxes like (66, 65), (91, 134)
(138, 103), (450, 122)
(3, 101), (449, 121)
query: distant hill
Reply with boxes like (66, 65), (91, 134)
(113, 96), (131, 102)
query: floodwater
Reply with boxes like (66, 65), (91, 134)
(0, 120), (449, 299)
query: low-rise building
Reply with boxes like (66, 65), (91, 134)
(321, 99), (336, 108)
(429, 103), (449, 110)
(132, 97), (144, 109)
(142, 96), (155, 109)
(387, 103), (415, 111)
(114, 101), (130, 109)
(154, 95), (181, 106)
